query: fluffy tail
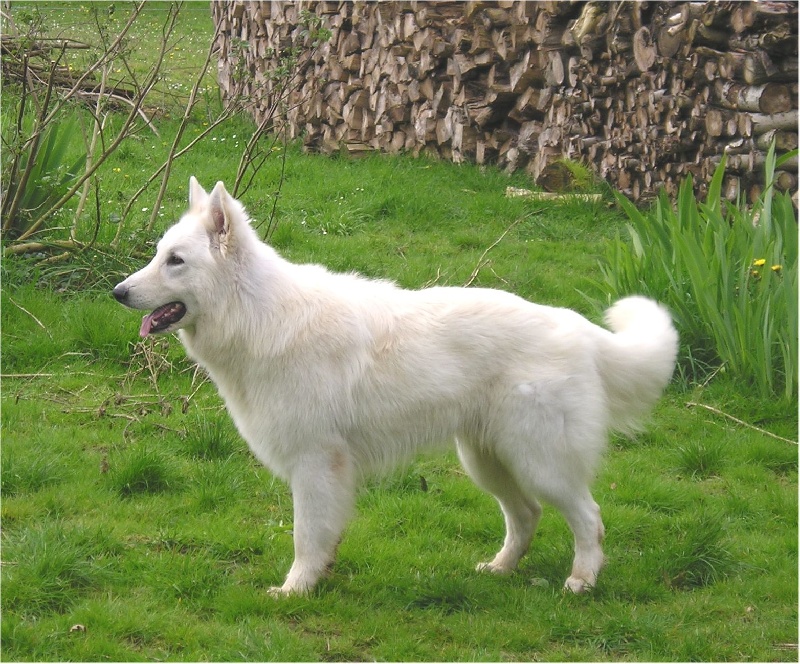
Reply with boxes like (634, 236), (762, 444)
(598, 296), (679, 434)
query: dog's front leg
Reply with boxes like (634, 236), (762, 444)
(270, 446), (355, 596)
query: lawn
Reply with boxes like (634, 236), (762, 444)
(1, 3), (797, 662)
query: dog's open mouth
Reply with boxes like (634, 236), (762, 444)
(139, 302), (186, 337)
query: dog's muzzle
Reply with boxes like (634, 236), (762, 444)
(113, 283), (187, 337)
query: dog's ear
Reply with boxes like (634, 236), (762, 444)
(189, 176), (209, 210)
(208, 181), (233, 258)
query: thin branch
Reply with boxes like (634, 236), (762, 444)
(40, 2), (147, 127)
(3, 41), (68, 230)
(6, 296), (52, 339)
(16, 2), (174, 244)
(263, 128), (289, 239)
(113, 108), (236, 245)
(73, 91), (159, 136)
(146, 15), (223, 233)
(464, 217), (525, 287)
(686, 401), (798, 445)
(14, 75), (160, 242)
(4, 239), (85, 256)
(72, 63), (110, 240)
(227, 31), (325, 199)
(1, 50), (31, 223)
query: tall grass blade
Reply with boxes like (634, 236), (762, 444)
(599, 141), (797, 402)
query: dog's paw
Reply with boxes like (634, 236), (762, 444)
(476, 561), (513, 575)
(563, 575), (594, 594)
(268, 584), (308, 598)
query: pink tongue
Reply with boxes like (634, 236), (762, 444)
(139, 312), (156, 338)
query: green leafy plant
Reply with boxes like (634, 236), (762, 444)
(600, 143), (798, 402)
(1, 2), (178, 247)
(2, 114), (86, 237)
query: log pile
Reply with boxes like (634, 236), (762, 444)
(212, 1), (798, 202)
(1, 36), (139, 102)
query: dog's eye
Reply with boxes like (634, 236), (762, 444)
(167, 254), (184, 266)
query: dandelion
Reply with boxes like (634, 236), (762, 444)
(771, 265), (782, 273)
(753, 258), (766, 267)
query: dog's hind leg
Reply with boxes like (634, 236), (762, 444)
(515, 461), (605, 593)
(544, 487), (605, 593)
(270, 445), (356, 596)
(459, 433), (604, 592)
(456, 438), (541, 574)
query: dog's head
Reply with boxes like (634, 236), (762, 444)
(113, 177), (247, 337)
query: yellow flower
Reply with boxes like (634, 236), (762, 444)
(753, 258), (766, 267)
(772, 265), (782, 273)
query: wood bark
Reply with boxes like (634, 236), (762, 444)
(212, 1), (799, 203)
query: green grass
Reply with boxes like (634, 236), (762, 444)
(3, 157), (797, 662)
(2, 3), (797, 662)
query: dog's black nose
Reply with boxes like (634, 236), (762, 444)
(112, 284), (129, 303)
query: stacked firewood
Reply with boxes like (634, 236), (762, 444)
(212, 1), (798, 202)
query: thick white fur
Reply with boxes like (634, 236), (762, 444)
(114, 178), (679, 595)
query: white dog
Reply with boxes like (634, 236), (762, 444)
(114, 177), (678, 595)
